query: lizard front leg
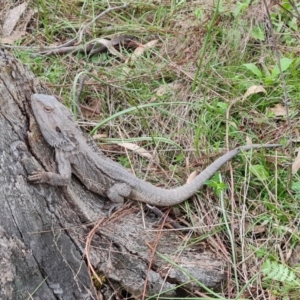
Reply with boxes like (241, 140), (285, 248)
(28, 149), (71, 186)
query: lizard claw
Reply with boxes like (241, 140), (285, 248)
(108, 203), (123, 217)
(28, 170), (46, 183)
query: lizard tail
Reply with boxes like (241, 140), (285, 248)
(130, 144), (281, 206)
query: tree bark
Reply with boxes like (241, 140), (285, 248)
(0, 50), (226, 299)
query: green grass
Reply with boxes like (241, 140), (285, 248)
(8, 0), (300, 298)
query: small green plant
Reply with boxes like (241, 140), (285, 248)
(250, 25), (265, 41)
(205, 173), (228, 197)
(118, 155), (131, 168)
(194, 8), (204, 21)
(233, 0), (251, 18)
(243, 57), (294, 83)
(249, 164), (270, 181)
(262, 259), (300, 296)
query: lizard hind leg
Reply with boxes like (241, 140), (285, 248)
(107, 183), (132, 216)
(107, 183), (131, 204)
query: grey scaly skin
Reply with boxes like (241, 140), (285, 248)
(28, 94), (281, 207)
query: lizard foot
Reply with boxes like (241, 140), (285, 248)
(108, 203), (123, 217)
(28, 170), (48, 183)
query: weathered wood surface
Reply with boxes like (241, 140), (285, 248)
(0, 50), (226, 299)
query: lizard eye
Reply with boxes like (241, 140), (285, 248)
(56, 127), (61, 133)
(44, 106), (52, 113)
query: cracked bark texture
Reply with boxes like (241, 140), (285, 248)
(0, 50), (226, 299)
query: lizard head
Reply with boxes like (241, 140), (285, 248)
(31, 94), (79, 151)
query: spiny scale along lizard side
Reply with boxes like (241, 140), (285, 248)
(28, 94), (281, 207)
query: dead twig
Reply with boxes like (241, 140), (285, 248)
(35, 3), (129, 55)
(146, 204), (184, 229)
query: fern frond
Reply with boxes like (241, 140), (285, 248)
(262, 259), (300, 287)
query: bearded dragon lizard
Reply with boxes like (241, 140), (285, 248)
(28, 94), (281, 207)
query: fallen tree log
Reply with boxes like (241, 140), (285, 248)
(0, 49), (225, 299)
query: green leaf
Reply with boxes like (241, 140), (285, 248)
(271, 58), (293, 78)
(233, 1), (249, 17)
(280, 57), (294, 71)
(216, 102), (228, 112)
(118, 156), (131, 168)
(205, 173), (228, 197)
(251, 26), (265, 41)
(281, 0), (292, 11)
(291, 181), (300, 192)
(194, 8), (204, 20)
(288, 17), (298, 31)
(255, 246), (268, 258)
(262, 259), (300, 287)
(173, 153), (184, 163)
(243, 63), (263, 78)
(249, 165), (269, 181)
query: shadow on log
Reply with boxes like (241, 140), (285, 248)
(0, 50), (226, 299)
